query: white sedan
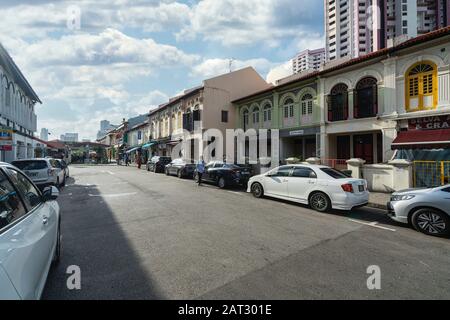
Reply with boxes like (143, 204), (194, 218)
(247, 164), (369, 212)
(0, 162), (61, 300)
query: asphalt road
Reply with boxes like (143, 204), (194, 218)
(42, 164), (450, 300)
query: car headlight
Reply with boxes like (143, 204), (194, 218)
(391, 195), (415, 201)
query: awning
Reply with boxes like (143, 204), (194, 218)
(142, 142), (157, 149)
(392, 129), (450, 149)
(126, 147), (141, 154)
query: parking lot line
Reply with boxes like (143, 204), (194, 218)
(348, 219), (396, 232)
(88, 192), (137, 198)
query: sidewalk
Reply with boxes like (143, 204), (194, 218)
(368, 192), (391, 210)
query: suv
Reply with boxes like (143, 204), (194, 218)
(11, 158), (66, 189)
(147, 156), (172, 173)
(0, 162), (61, 299)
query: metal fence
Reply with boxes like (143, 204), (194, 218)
(413, 161), (450, 187)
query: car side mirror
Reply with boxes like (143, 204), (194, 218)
(43, 186), (59, 201)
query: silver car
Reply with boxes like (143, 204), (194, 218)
(387, 185), (450, 237)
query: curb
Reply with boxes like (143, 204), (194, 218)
(367, 202), (387, 210)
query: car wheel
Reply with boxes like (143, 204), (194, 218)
(177, 170), (183, 179)
(309, 192), (331, 212)
(218, 177), (226, 189)
(251, 182), (264, 198)
(52, 219), (61, 266)
(411, 208), (450, 237)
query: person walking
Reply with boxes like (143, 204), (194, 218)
(125, 153), (129, 166)
(196, 156), (205, 186)
(137, 151), (142, 169)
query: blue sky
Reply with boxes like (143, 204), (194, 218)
(0, 0), (324, 140)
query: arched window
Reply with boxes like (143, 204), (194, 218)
(252, 107), (260, 124)
(328, 83), (348, 121)
(263, 104), (271, 122)
(301, 93), (313, 115)
(243, 109), (249, 130)
(406, 62), (437, 111)
(354, 77), (377, 118)
(283, 98), (294, 119)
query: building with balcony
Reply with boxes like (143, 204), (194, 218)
(146, 67), (271, 161)
(292, 48), (326, 74)
(321, 26), (450, 166)
(233, 76), (321, 164)
(0, 42), (41, 162)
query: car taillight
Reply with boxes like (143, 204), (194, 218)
(341, 183), (354, 193)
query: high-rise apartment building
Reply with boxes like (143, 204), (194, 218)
(324, 0), (450, 61)
(40, 128), (49, 141)
(61, 133), (78, 142)
(292, 48), (326, 74)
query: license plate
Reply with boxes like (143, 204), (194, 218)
(358, 185), (365, 192)
(25, 171), (38, 177)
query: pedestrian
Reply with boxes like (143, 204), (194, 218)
(196, 156), (205, 186)
(125, 153), (129, 166)
(137, 151), (142, 169)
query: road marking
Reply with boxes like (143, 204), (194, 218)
(348, 219), (396, 232)
(227, 191), (245, 196)
(88, 192), (137, 198)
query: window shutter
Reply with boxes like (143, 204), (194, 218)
(373, 84), (378, 115)
(327, 95), (332, 121)
(353, 90), (358, 118)
(343, 93), (348, 120)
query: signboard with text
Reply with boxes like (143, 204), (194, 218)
(0, 126), (13, 147)
(408, 115), (450, 130)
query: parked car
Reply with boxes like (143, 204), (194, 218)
(165, 159), (196, 178)
(194, 161), (252, 189)
(147, 156), (172, 173)
(55, 159), (69, 179)
(387, 185), (450, 237)
(11, 158), (66, 189)
(247, 164), (369, 212)
(0, 162), (61, 300)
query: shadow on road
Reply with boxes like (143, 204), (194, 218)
(42, 175), (165, 300)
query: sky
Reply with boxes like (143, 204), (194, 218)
(0, 0), (324, 141)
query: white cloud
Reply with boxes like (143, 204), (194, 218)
(191, 58), (277, 79)
(177, 0), (323, 47)
(266, 61), (293, 84)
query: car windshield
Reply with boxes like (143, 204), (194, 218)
(12, 160), (48, 170)
(320, 168), (349, 179)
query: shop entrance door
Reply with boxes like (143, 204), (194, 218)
(336, 136), (350, 160)
(353, 134), (373, 164)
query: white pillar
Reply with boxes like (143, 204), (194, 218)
(388, 159), (413, 190)
(346, 158), (366, 179)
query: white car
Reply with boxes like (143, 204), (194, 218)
(247, 164), (369, 212)
(11, 158), (66, 189)
(0, 162), (61, 300)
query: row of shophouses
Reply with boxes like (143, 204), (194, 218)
(100, 27), (450, 190)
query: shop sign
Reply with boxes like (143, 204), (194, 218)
(0, 126), (13, 146)
(289, 130), (305, 136)
(408, 115), (450, 130)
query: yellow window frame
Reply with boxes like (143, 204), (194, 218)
(405, 61), (438, 112)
